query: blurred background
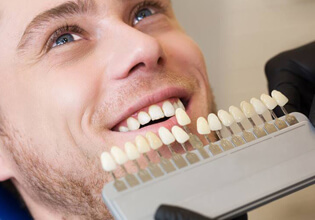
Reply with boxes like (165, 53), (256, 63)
(172, 0), (315, 219)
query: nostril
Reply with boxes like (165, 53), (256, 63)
(157, 57), (163, 65)
(129, 62), (145, 73)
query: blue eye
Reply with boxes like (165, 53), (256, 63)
(52, 33), (81, 48)
(134, 8), (155, 25)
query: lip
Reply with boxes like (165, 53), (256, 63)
(108, 87), (191, 130)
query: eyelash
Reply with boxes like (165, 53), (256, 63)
(45, 0), (167, 52)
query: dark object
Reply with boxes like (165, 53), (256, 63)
(0, 181), (32, 220)
(154, 205), (247, 220)
(265, 41), (315, 126)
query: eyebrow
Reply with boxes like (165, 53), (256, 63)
(17, 0), (96, 51)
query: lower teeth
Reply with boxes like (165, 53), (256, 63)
(140, 117), (170, 129)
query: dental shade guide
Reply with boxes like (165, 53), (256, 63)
(158, 127), (188, 169)
(208, 113), (234, 151)
(250, 98), (278, 134)
(146, 131), (176, 173)
(197, 117), (223, 156)
(175, 109), (209, 159)
(135, 135), (164, 178)
(229, 106), (256, 142)
(271, 90), (299, 125)
(172, 126), (200, 164)
(261, 94), (288, 130)
(101, 91), (315, 220)
(218, 110), (245, 146)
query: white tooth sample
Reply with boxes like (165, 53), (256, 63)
(197, 117), (211, 134)
(146, 131), (163, 150)
(137, 111), (151, 125)
(260, 94), (277, 110)
(207, 113), (222, 131)
(218, 110), (235, 127)
(118, 126), (129, 132)
(127, 117), (140, 131)
(250, 98), (267, 115)
(240, 101), (256, 118)
(162, 101), (175, 117)
(171, 126), (189, 144)
(124, 142), (140, 161)
(229, 106), (246, 123)
(110, 146), (129, 165)
(271, 90), (288, 106)
(177, 99), (185, 110)
(100, 152), (117, 172)
(148, 105), (164, 121)
(135, 135), (150, 153)
(175, 108), (191, 126)
(158, 127), (176, 145)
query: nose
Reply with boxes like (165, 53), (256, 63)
(104, 22), (166, 80)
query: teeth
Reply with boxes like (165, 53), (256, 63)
(100, 152), (117, 172)
(197, 117), (211, 135)
(173, 102), (179, 110)
(271, 90), (288, 107)
(162, 101), (175, 117)
(118, 126), (129, 132)
(175, 108), (191, 126)
(135, 135), (151, 153)
(124, 142), (140, 160)
(146, 131), (163, 150)
(110, 146), (129, 165)
(217, 110), (235, 127)
(158, 127), (175, 145)
(240, 101), (256, 118)
(138, 111), (151, 125)
(177, 99), (185, 110)
(148, 105), (164, 121)
(260, 94), (277, 110)
(207, 113), (222, 131)
(250, 98), (267, 115)
(127, 117), (140, 131)
(171, 126), (189, 144)
(229, 106), (246, 123)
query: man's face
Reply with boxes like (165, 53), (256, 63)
(0, 0), (213, 218)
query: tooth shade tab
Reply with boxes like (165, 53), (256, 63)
(171, 126), (189, 144)
(207, 113), (222, 131)
(271, 90), (289, 106)
(158, 127), (175, 145)
(135, 135), (151, 153)
(162, 101), (175, 117)
(148, 105), (164, 121)
(138, 111), (151, 125)
(146, 131), (163, 150)
(100, 152), (117, 172)
(175, 108), (191, 126)
(240, 101), (256, 118)
(118, 126), (129, 132)
(260, 94), (277, 110)
(110, 146), (129, 165)
(177, 99), (185, 110)
(127, 117), (140, 131)
(197, 117), (210, 135)
(218, 110), (235, 127)
(229, 106), (246, 123)
(124, 142), (140, 160)
(250, 98), (268, 115)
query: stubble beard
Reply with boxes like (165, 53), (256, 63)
(0, 116), (113, 220)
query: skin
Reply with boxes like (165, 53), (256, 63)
(0, 0), (214, 219)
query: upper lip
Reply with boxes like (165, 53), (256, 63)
(109, 87), (191, 130)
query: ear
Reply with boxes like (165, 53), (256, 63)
(0, 152), (13, 181)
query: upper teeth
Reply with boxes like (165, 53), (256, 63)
(118, 99), (185, 132)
